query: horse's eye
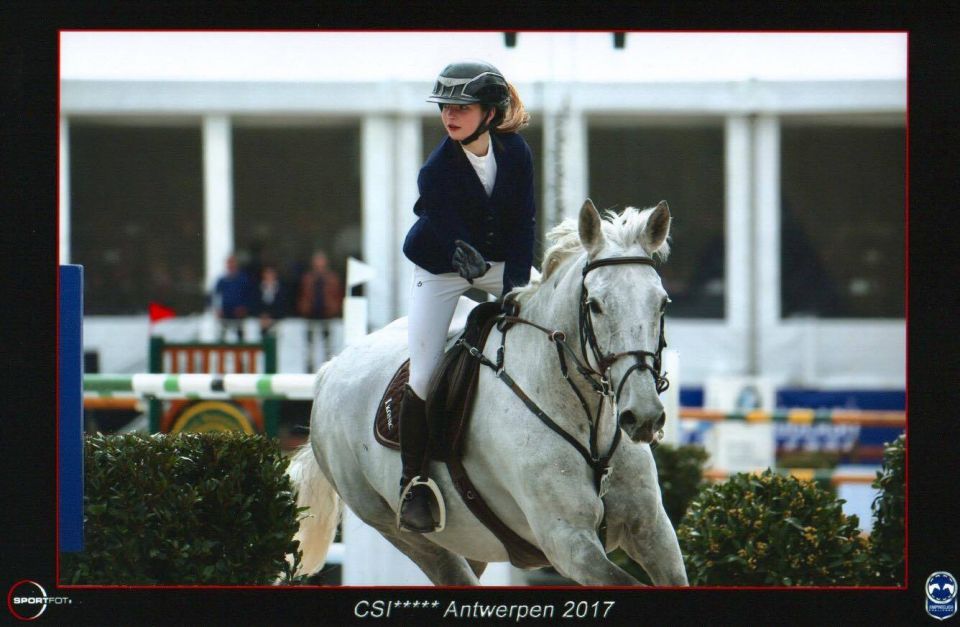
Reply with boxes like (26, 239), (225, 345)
(588, 298), (604, 315)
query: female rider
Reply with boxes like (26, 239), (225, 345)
(398, 60), (535, 532)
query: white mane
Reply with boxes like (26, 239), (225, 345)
(512, 205), (670, 304)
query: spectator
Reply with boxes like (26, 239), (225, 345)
(297, 250), (344, 369)
(212, 254), (255, 342)
(256, 263), (289, 335)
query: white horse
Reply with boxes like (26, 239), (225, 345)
(289, 199), (688, 586)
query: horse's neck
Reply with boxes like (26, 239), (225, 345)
(509, 261), (615, 440)
(522, 256), (582, 342)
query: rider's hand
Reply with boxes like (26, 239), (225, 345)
(452, 240), (490, 284)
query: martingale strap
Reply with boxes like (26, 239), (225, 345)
(460, 321), (615, 558)
(444, 315), (552, 569)
(455, 255), (669, 564)
(461, 332), (618, 496)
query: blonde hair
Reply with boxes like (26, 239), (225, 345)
(496, 82), (530, 133)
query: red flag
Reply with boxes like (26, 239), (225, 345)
(149, 302), (177, 323)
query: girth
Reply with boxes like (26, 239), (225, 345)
(445, 312), (554, 569)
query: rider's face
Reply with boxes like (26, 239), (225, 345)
(440, 103), (490, 141)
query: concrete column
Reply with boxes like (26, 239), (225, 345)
(753, 115), (781, 372)
(202, 115), (234, 293)
(559, 106), (588, 222)
(361, 116), (394, 329)
(541, 85), (563, 230)
(542, 84), (588, 226)
(725, 115), (753, 373)
(393, 115), (421, 319)
(362, 110), (423, 329)
(59, 116), (70, 264)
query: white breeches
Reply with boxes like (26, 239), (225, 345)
(407, 263), (505, 398)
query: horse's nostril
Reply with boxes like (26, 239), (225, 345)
(620, 411), (637, 425)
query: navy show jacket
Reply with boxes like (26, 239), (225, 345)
(402, 132), (536, 295)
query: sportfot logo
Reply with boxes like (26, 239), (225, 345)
(7, 580), (72, 621)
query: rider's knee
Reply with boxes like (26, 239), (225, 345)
(407, 373), (431, 399)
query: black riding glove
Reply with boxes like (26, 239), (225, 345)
(452, 239), (490, 283)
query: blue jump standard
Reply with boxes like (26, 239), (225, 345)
(59, 265), (84, 552)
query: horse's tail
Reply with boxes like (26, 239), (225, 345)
(287, 443), (341, 577)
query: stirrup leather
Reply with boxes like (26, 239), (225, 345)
(397, 476), (446, 533)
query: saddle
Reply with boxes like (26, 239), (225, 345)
(374, 301), (500, 459)
(373, 301), (551, 569)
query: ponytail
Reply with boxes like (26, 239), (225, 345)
(495, 82), (530, 134)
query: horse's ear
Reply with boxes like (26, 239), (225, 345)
(578, 199), (605, 257)
(642, 200), (671, 253)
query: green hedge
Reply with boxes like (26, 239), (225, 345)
(652, 444), (710, 526)
(61, 433), (304, 585)
(868, 434), (905, 585)
(677, 469), (871, 586)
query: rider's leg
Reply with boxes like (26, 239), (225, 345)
(470, 261), (505, 300)
(406, 261), (505, 395)
(400, 266), (468, 532)
(398, 384), (435, 531)
(407, 266), (471, 397)
(398, 262), (506, 532)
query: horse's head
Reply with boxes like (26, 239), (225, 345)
(577, 198), (672, 445)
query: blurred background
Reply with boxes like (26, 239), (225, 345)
(61, 31), (906, 583)
(60, 31), (905, 388)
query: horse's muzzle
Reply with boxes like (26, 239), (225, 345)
(620, 410), (666, 446)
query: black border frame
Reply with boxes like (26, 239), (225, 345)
(3, 2), (957, 624)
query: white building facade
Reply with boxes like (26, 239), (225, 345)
(60, 32), (906, 394)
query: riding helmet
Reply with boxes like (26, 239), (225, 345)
(427, 60), (510, 110)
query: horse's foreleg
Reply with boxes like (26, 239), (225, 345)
(539, 526), (642, 586)
(621, 503), (688, 586)
(329, 475), (480, 586)
(376, 530), (481, 586)
(465, 558), (487, 580)
(345, 504), (480, 585)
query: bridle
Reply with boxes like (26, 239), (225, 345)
(578, 257), (670, 402)
(461, 254), (670, 498)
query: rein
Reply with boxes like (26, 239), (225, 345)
(459, 255), (669, 498)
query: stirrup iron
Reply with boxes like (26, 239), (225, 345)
(397, 475), (446, 533)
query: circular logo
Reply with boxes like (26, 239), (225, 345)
(169, 400), (255, 435)
(7, 581), (50, 621)
(927, 572), (958, 604)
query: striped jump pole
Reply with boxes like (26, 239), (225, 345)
(84, 373), (318, 400)
(680, 408), (905, 427)
(83, 377), (907, 430)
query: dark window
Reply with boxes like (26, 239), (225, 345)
(588, 122), (725, 318)
(232, 124), (361, 309)
(780, 123), (905, 318)
(70, 122), (205, 315)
